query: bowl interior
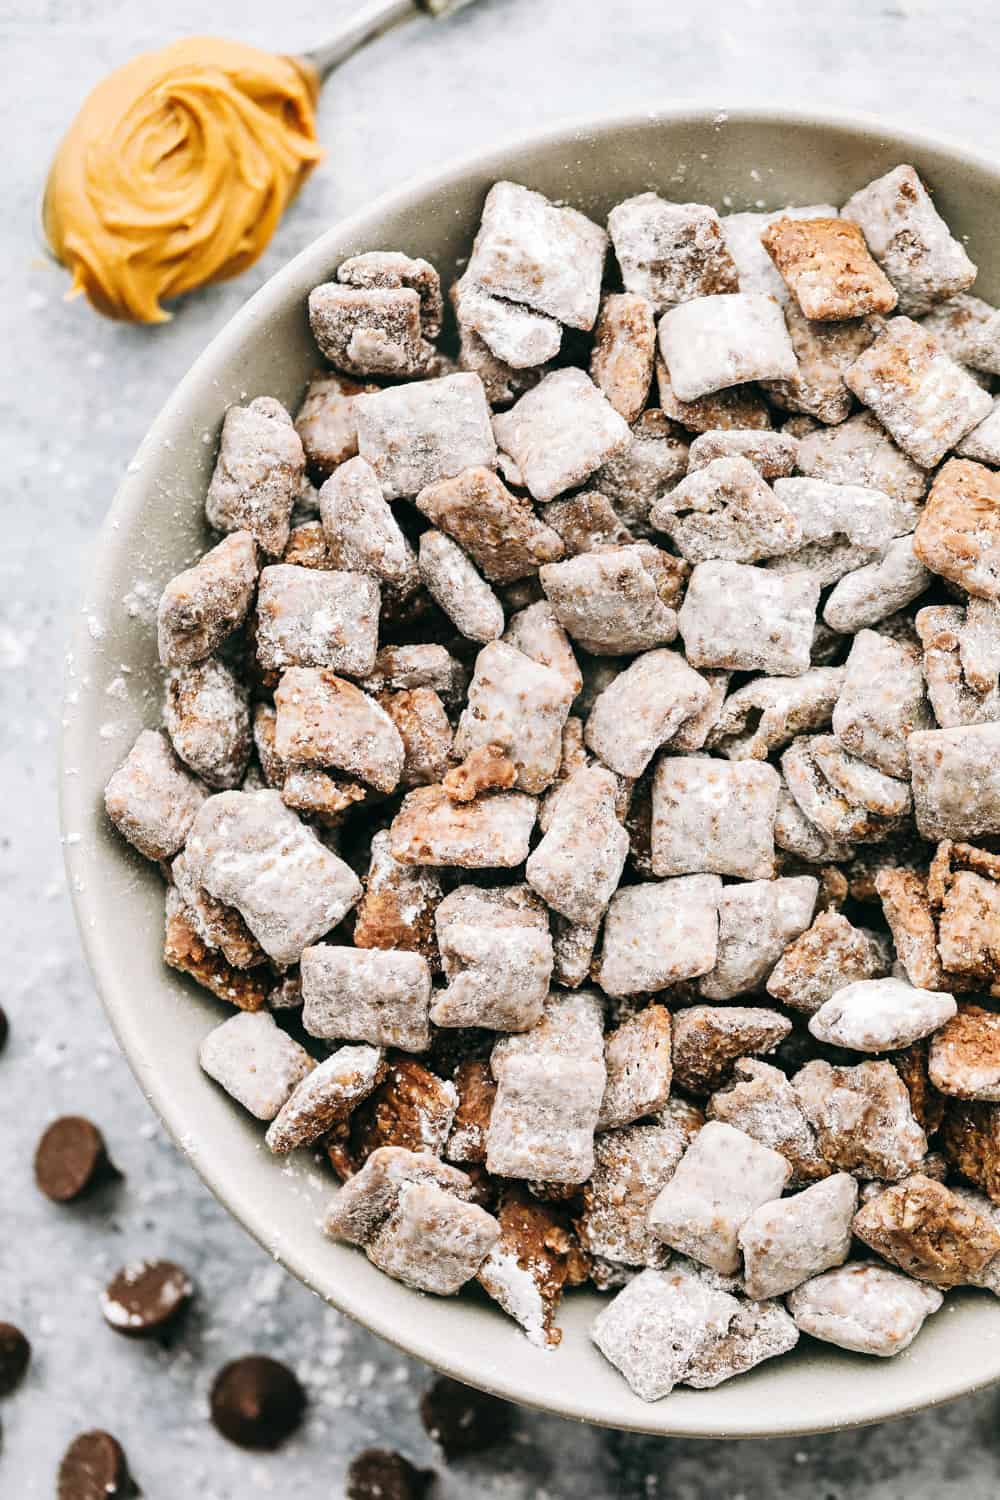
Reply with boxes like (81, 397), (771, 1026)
(61, 108), (1000, 1437)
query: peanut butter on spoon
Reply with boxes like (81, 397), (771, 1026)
(42, 4), (476, 324)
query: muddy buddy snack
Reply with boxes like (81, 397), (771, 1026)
(114, 163), (1000, 1398)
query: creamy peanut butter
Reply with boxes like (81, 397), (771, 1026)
(44, 37), (324, 324)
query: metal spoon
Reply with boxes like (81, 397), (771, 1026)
(38, 0), (480, 264)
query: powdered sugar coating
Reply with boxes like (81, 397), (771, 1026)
(658, 293), (798, 402)
(157, 530), (258, 668)
(593, 410), (691, 534)
(597, 876), (721, 997)
(678, 561), (818, 675)
(205, 397), (304, 557)
(294, 371), (377, 480)
(486, 990), (606, 1184)
(687, 428), (799, 478)
(577, 1117), (696, 1270)
(768, 910), (887, 1013)
(164, 658), (251, 790)
(526, 765), (629, 927)
(452, 276), (562, 369)
(432, 884), (553, 1032)
(183, 789), (362, 966)
(739, 1173), (858, 1300)
(683, 1294), (799, 1389)
(793, 1059), (927, 1180)
(809, 976), (956, 1052)
(318, 456), (417, 592)
(589, 293), (656, 422)
(540, 545), (681, 656)
(256, 564), (380, 676)
(908, 723), (1000, 840)
(841, 165), (977, 317)
(598, 1005), (673, 1131)
(416, 466), (563, 584)
(199, 1010), (314, 1121)
(824, 534), (934, 635)
(301, 945), (432, 1052)
(454, 640), (573, 794)
(273, 669), (404, 791)
(671, 1007), (792, 1097)
(355, 373), (496, 500)
(651, 754), (780, 880)
(832, 628), (933, 778)
(591, 1266), (738, 1402)
(787, 1261), (943, 1354)
(707, 1058), (829, 1186)
(418, 530), (505, 643)
(265, 1044), (385, 1153)
(105, 729), (207, 862)
(652, 457), (802, 564)
(585, 648), (710, 779)
(608, 194), (739, 311)
(492, 369), (630, 504)
(774, 476), (918, 549)
(720, 203), (840, 304)
(699, 876), (817, 1000)
(796, 408), (930, 505)
(389, 785), (537, 868)
(763, 304), (879, 426)
(707, 667), (844, 761)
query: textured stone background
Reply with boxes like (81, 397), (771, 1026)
(5, 0), (1000, 1493)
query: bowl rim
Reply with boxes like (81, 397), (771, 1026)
(60, 102), (1000, 1438)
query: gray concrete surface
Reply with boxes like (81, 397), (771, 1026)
(5, 0), (1000, 1492)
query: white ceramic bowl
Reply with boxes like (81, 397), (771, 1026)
(61, 107), (1000, 1437)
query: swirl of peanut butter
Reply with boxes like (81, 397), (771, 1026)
(44, 37), (324, 324)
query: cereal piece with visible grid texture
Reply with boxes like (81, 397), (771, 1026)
(914, 458), (1000, 599)
(164, 658), (251, 790)
(464, 181), (607, 330)
(739, 1173), (858, 1300)
(294, 371), (379, 481)
(432, 885), (553, 1032)
(809, 977), (956, 1052)
(782, 735), (907, 844)
(157, 531), (258, 668)
(591, 1266), (738, 1401)
(793, 1059), (927, 1180)
(920, 294), (1000, 374)
(199, 1011), (314, 1121)
(707, 667), (845, 762)
(327, 1058), (458, 1178)
(657, 363), (773, 433)
(492, 370), (631, 504)
(796, 408), (930, 505)
(486, 990), (606, 1184)
(651, 457), (802, 564)
(842, 164), (977, 316)
(762, 305), (878, 425)
(352, 831), (441, 963)
(651, 755), (780, 880)
(767, 910), (888, 1013)
(585, 648), (710, 778)
(301, 945), (432, 1052)
(454, 641), (574, 794)
(274, 669), (403, 791)
(206, 398), (304, 556)
(265, 1044), (385, 1153)
(355, 374), (496, 500)
(941, 1100), (1000, 1200)
(908, 723), (1000, 840)
(699, 876), (817, 1001)
(477, 1184), (586, 1347)
(526, 765), (629, 927)
(184, 789), (361, 966)
(832, 629), (932, 777)
(598, 1006), (673, 1131)
(720, 203), (840, 304)
(256, 565), (380, 676)
(540, 545), (681, 656)
(418, 530), (505, 643)
(416, 467), (564, 584)
(318, 456), (418, 592)
(915, 605), (1000, 728)
(389, 785), (537, 868)
(324, 1147), (498, 1296)
(597, 876), (721, 997)
(452, 275), (562, 369)
(678, 561), (818, 675)
(760, 217), (898, 321)
(650, 1122), (791, 1274)
(707, 1058), (829, 1186)
(658, 293), (798, 402)
(589, 293), (656, 422)
(608, 195), (739, 311)
(845, 319), (992, 469)
(105, 729), (207, 862)
(854, 1174), (1000, 1287)
(687, 428), (799, 478)
(671, 1008), (792, 1097)
(786, 1261), (942, 1355)
(930, 1006), (1000, 1101)
(163, 889), (269, 1011)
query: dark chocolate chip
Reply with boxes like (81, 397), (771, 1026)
(209, 1356), (305, 1449)
(0, 1323), (30, 1396)
(419, 1374), (515, 1457)
(0, 1003), (8, 1054)
(101, 1260), (193, 1339)
(57, 1430), (134, 1500)
(346, 1449), (434, 1500)
(34, 1117), (118, 1202)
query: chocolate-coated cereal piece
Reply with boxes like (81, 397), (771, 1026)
(589, 293), (656, 422)
(930, 1006), (1000, 1102)
(841, 164), (977, 316)
(671, 1007), (792, 1097)
(793, 1059), (927, 1180)
(274, 669), (402, 790)
(527, 765), (629, 926)
(914, 457), (1000, 599)
(318, 456), (418, 592)
(163, 889), (269, 1010)
(699, 876), (817, 1000)
(597, 876), (721, 997)
(257, 565), (381, 676)
(199, 1011), (314, 1121)
(908, 723), (1000, 840)
(652, 456), (801, 565)
(210, 1355), (306, 1449)
(762, 304), (878, 426)
(417, 529), (505, 643)
(356, 373), (496, 500)
(832, 628), (932, 778)
(493, 369), (630, 503)
(658, 293), (798, 402)
(707, 1058), (829, 1186)
(720, 203), (839, 304)
(920, 293), (1000, 374)
(432, 885), (553, 1031)
(768, 910), (888, 1013)
(760, 216), (898, 321)
(477, 1183), (586, 1346)
(294, 371), (379, 480)
(540, 545), (681, 656)
(301, 946), (432, 1052)
(854, 1174), (1000, 1287)
(266, 1044), (385, 1153)
(34, 1116), (117, 1202)
(416, 465), (563, 584)
(164, 657), (251, 789)
(915, 604), (1000, 729)
(786, 1261), (942, 1355)
(157, 530), (259, 668)
(331, 1059), (458, 1176)
(708, 667), (844, 762)
(651, 754), (780, 880)
(678, 560), (818, 675)
(592, 409), (691, 534)
(599, 1005), (673, 1130)
(389, 785), (537, 868)
(824, 535), (934, 635)
(739, 1173), (858, 1300)
(206, 397), (304, 557)
(576, 1112), (700, 1273)
(608, 194), (739, 310)
(454, 640), (574, 794)
(591, 1265), (738, 1401)
(104, 729), (207, 862)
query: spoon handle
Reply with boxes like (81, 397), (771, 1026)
(301, 0), (477, 81)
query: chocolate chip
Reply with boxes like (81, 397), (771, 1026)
(57, 1430), (134, 1499)
(0, 1002), (8, 1054)
(419, 1374), (514, 1456)
(0, 1323), (30, 1396)
(34, 1117), (118, 1202)
(210, 1356), (305, 1449)
(101, 1260), (193, 1339)
(346, 1449), (434, 1500)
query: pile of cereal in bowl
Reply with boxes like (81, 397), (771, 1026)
(103, 165), (1000, 1401)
